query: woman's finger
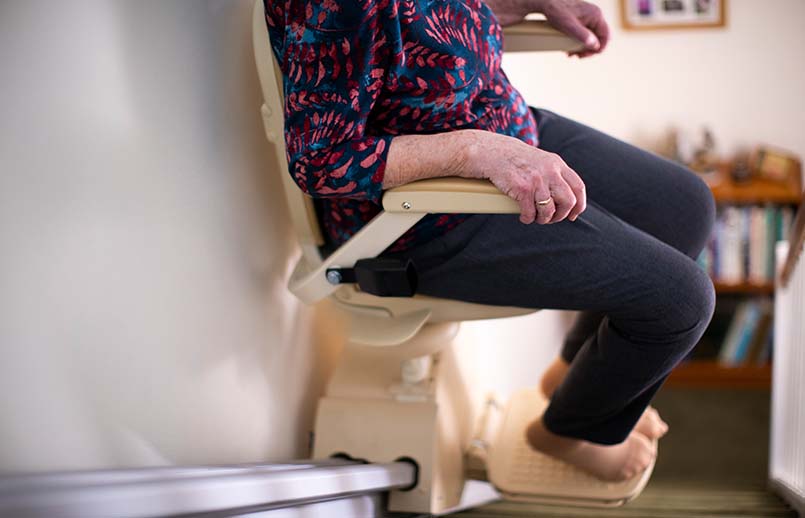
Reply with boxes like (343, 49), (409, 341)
(518, 192), (537, 224)
(557, 14), (600, 52)
(548, 179), (576, 223)
(534, 185), (556, 224)
(560, 166), (587, 221)
(590, 11), (610, 50)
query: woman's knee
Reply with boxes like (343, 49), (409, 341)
(668, 164), (717, 252)
(623, 254), (715, 350)
(656, 258), (715, 344)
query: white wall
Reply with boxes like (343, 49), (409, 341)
(504, 0), (805, 162)
(0, 0), (347, 472)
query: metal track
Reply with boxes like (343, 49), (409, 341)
(0, 459), (416, 518)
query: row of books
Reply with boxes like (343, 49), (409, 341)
(717, 298), (774, 366)
(697, 205), (794, 284)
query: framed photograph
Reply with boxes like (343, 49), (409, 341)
(750, 147), (802, 186)
(620, 0), (726, 30)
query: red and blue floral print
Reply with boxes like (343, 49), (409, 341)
(264, 0), (538, 252)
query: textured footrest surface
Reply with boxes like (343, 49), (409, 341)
(487, 388), (656, 507)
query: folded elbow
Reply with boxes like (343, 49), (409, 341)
(288, 158), (358, 199)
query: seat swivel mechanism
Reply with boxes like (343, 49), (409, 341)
(326, 258), (418, 297)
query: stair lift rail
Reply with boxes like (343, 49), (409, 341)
(0, 459), (415, 518)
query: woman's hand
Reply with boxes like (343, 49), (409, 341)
(463, 130), (587, 224)
(534, 0), (610, 58)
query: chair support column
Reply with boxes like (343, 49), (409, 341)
(312, 322), (474, 514)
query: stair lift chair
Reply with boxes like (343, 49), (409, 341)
(253, 2), (656, 514)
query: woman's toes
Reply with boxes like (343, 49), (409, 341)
(616, 432), (656, 480)
(526, 418), (656, 482)
(634, 406), (669, 439)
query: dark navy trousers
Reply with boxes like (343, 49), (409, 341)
(392, 108), (716, 445)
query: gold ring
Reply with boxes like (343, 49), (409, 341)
(537, 198), (553, 206)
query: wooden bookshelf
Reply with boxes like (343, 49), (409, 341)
(672, 166), (800, 389)
(706, 166), (802, 205)
(713, 281), (775, 295)
(667, 361), (772, 389)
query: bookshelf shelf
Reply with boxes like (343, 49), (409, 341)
(713, 281), (775, 295)
(707, 170), (802, 205)
(667, 360), (772, 389)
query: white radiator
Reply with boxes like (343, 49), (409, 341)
(770, 240), (805, 515)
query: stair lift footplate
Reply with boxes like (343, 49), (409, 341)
(487, 388), (656, 508)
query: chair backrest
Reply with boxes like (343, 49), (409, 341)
(252, 0), (325, 265)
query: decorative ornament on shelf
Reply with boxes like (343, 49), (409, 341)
(750, 147), (802, 187)
(658, 126), (719, 176)
(689, 127), (719, 175)
(730, 149), (752, 183)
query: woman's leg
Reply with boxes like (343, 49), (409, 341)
(404, 201), (715, 478)
(533, 108), (715, 260)
(533, 109), (716, 415)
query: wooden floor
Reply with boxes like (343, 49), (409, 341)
(450, 484), (796, 517)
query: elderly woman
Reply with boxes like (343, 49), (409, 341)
(264, 0), (715, 481)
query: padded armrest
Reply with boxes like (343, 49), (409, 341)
(503, 19), (584, 53)
(383, 178), (519, 214)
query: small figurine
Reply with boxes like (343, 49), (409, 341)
(730, 149), (752, 183)
(689, 127), (718, 174)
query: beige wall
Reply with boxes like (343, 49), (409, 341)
(0, 0), (346, 472)
(504, 0), (805, 163)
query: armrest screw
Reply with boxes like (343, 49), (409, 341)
(326, 270), (342, 285)
(402, 201), (412, 210)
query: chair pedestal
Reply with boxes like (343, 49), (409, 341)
(312, 322), (473, 514)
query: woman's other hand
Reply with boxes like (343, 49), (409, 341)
(535, 0), (610, 58)
(463, 131), (587, 225)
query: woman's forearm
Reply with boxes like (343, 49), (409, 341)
(383, 127), (587, 225)
(383, 130), (485, 189)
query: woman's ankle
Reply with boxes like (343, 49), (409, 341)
(539, 356), (570, 398)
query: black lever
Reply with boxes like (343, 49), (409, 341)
(326, 258), (418, 297)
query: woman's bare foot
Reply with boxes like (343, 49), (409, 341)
(525, 417), (657, 481)
(539, 356), (669, 440)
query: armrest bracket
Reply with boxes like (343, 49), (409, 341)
(289, 179), (518, 305)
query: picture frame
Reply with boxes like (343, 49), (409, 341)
(750, 147), (802, 187)
(620, 0), (726, 30)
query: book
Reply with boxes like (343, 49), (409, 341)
(732, 300), (761, 364)
(748, 206), (768, 283)
(719, 206), (745, 284)
(718, 301), (751, 365)
(746, 299), (773, 364)
(765, 206), (778, 281)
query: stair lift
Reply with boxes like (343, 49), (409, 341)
(252, 2), (656, 514)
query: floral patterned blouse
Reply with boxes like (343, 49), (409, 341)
(263, 0), (538, 252)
